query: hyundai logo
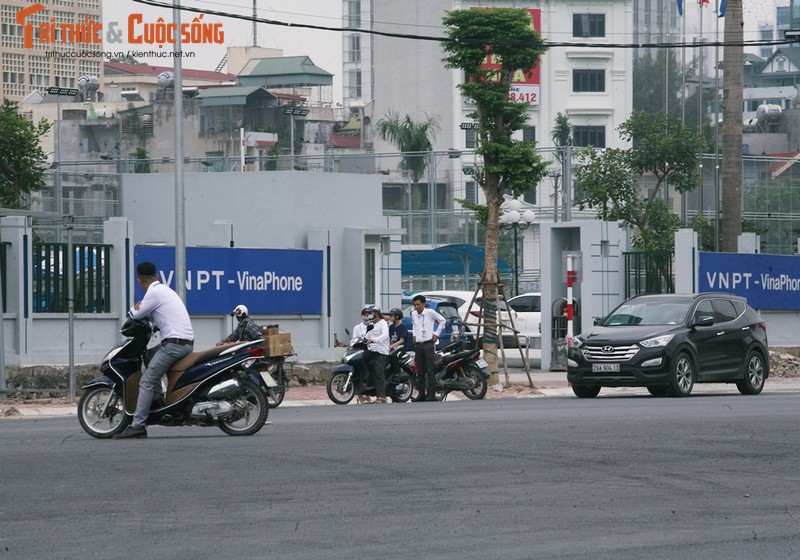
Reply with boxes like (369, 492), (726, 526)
(602, 346), (615, 354)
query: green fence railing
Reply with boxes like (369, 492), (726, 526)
(32, 243), (111, 313)
(624, 251), (674, 299)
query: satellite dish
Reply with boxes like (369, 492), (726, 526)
(78, 75), (99, 91)
(157, 71), (174, 89)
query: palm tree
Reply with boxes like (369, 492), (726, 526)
(375, 111), (439, 244)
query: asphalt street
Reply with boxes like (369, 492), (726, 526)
(3, 392), (800, 560)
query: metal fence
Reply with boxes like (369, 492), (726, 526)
(31, 242), (111, 313)
(624, 251), (674, 299)
(1, 241), (7, 314)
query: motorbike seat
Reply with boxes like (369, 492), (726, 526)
(170, 346), (229, 372)
(440, 349), (476, 365)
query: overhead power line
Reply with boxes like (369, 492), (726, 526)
(132, 0), (796, 50)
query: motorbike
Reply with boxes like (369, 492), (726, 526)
(248, 354), (292, 408)
(326, 338), (416, 404)
(78, 318), (270, 438)
(413, 333), (490, 401)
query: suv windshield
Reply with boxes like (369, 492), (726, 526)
(603, 300), (691, 326)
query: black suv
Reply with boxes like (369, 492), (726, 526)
(567, 293), (769, 398)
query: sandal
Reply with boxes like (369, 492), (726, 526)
(357, 395), (372, 404)
(374, 397), (387, 404)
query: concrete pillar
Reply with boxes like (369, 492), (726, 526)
(103, 218), (133, 321)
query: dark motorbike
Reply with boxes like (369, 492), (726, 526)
(326, 338), (415, 404)
(78, 319), (270, 438)
(249, 354), (292, 408)
(413, 334), (490, 401)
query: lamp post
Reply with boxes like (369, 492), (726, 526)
(282, 107), (309, 169)
(47, 86), (78, 241)
(500, 199), (536, 297)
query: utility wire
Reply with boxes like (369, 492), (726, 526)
(132, 0), (796, 50)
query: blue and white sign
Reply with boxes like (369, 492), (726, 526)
(134, 246), (323, 315)
(699, 251), (800, 310)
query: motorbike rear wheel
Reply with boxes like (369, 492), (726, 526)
(389, 369), (415, 403)
(219, 379), (269, 436)
(326, 371), (355, 405)
(78, 386), (129, 439)
(462, 366), (488, 400)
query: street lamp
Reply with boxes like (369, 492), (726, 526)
(500, 198), (536, 297)
(282, 107), (309, 169)
(47, 86), (78, 241)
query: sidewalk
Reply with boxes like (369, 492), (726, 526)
(3, 370), (800, 418)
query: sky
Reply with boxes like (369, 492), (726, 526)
(103, 0), (343, 102)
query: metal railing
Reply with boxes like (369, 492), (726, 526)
(31, 242), (111, 313)
(624, 251), (674, 298)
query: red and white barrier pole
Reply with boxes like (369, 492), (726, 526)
(566, 254), (575, 347)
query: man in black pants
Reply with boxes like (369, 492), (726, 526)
(410, 295), (445, 401)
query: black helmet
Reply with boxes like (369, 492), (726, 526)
(120, 318), (152, 338)
(390, 308), (403, 320)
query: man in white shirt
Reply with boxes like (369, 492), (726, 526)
(411, 295), (446, 401)
(115, 262), (194, 439)
(365, 305), (390, 403)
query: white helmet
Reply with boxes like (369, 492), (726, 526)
(231, 304), (248, 317)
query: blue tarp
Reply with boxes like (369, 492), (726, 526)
(401, 244), (513, 277)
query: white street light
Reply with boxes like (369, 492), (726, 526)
(500, 199), (537, 297)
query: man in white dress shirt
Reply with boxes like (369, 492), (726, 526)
(115, 262), (194, 439)
(410, 295), (445, 401)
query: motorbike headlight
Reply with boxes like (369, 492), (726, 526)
(639, 334), (674, 348)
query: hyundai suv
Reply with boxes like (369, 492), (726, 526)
(567, 293), (769, 398)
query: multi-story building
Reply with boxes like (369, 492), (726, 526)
(1, 0), (103, 101)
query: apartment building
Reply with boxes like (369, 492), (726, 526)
(1, 0), (103, 101)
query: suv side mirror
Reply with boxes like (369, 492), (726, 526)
(593, 316), (604, 326)
(692, 315), (715, 327)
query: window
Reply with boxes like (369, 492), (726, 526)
(573, 69), (605, 92)
(712, 299), (738, 323)
(346, 34), (361, 63)
(573, 14), (605, 37)
(364, 248), (375, 304)
(465, 180), (477, 203)
(573, 125), (606, 148)
(523, 186), (537, 205)
(465, 128), (476, 149)
(522, 126), (535, 142)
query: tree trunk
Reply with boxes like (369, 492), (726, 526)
(720, 0), (743, 252)
(481, 176), (502, 377)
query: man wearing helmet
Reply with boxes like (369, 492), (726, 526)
(217, 304), (262, 345)
(387, 308), (410, 352)
(364, 305), (390, 403)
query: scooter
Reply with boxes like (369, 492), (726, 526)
(326, 339), (416, 404)
(78, 318), (270, 438)
(415, 332), (490, 401)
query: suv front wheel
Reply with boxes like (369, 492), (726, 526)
(669, 352), (695, 397)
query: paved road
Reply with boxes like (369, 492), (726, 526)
(3, 393), (800, 560)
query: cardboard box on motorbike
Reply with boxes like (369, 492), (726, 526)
(261, 326), (293, 356)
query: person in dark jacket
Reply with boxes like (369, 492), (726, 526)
(217, 304), (262, 345)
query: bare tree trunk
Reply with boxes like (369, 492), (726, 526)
(721, 0), (743, 252)
(481, 176), (501, 376)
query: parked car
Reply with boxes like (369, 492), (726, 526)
(400, 297), (462, 349)
(567, 293), (769, 398)
(411, 290), (518, 347)
(507, 292), (542, 352)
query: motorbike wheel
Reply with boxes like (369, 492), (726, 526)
(219, 379), (269, 436)
(78, 386), (129, 439)
(266, 368), (288, 408)
(462, 366), (488, 400)
(390, 370), (415, 403)
(326, 371), (355, 405)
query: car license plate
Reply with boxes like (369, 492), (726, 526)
(592, 363), (620, 373)
(476, 359), (488, 368)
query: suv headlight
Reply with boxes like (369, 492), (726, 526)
(639, 334), (674, 348)
(571, 336), (584, 349)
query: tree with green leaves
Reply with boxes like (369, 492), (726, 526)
(374, 111), (438, 242)
(442, 8), (549, 373)
(573, 111), (705, 253)
(0, 99), (52, 209)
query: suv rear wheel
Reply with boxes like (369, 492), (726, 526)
(737, 350), (766, 395)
